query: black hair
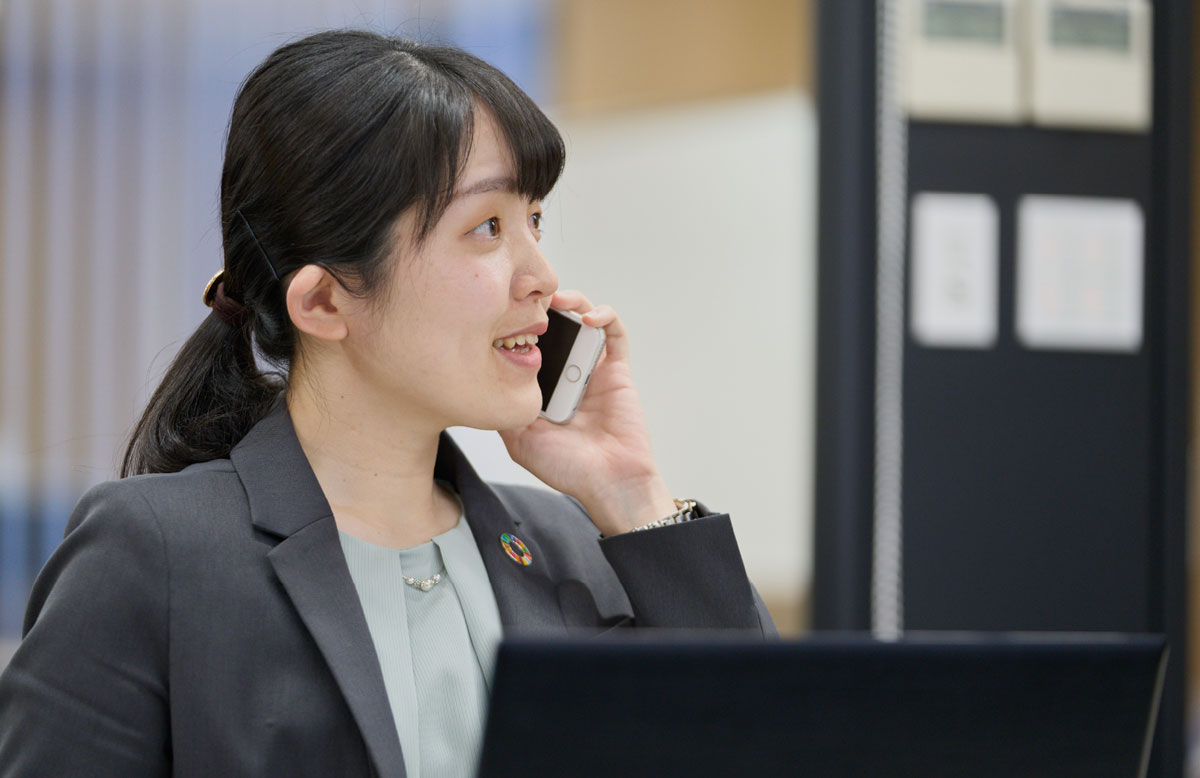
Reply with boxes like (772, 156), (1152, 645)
(122, 30), (565, 477)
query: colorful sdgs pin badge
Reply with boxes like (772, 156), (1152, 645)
(499, 533), (532, 566)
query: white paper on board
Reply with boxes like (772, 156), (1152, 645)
(909, 192), (1000, 348)
(1016, 195), (1144, 352)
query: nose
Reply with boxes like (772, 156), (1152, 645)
(511, 236), (558, 303)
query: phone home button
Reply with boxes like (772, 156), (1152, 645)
(565, 365), (582, 383)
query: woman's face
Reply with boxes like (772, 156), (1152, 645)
(341, 108), (558, 432)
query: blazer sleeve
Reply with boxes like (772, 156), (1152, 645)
(598, 511), (778, 636)
(0, 481), (171, 778)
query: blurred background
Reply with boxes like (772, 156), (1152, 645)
(1, 0), (1198, 774)
(0, 0), (816, 639)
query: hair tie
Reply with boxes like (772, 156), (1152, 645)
(236, 208), (280, 282)
(202, 269), (252, 327)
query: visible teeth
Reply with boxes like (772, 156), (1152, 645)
(494, 333), (539, 350)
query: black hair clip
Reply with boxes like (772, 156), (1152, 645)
(236, 208), (280, 282)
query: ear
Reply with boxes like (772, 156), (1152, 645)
(285, 265), (350, 342)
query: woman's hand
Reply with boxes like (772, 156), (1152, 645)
(499, 290), (677, 536)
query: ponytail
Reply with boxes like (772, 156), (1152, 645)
(121, 314), (282, 476)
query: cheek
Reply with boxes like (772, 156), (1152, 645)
(380, 247), (514, 348)
(422, 268), (510, 352)
(460, 276), (505, 312)
(440, 264), (511, 319)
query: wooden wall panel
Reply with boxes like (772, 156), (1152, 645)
(554, 0), (812, 114)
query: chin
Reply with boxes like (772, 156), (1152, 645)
(495, 402), (543, 431)
(469, 388), (543, 431)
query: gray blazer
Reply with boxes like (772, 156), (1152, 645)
(0, 406), (774, 777)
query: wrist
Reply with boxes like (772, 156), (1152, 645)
(581, 475), (676, 537)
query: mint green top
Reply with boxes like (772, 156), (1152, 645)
(337, 508), (503, 778)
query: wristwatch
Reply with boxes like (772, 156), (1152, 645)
(630, 498), (699, 532)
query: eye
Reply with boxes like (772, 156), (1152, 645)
(529, 211), (544, 238)
(471, 217), (500, 237)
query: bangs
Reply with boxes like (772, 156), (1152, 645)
(476, 79), (566, 204)
(405, 44), (566, 241)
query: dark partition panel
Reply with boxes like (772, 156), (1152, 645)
(812, 0), (877, 633)
(902, 123), (1155, 634)
(813, 1), (1191, 775)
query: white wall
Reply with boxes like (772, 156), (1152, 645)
(451, 90), (818, 604)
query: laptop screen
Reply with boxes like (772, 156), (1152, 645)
(477, 633), (1166, 778)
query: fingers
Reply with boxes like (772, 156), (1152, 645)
(550, 290), (594, 314)
(552, 290), (629, 363)
(580, 305), (615, 328)
(551, 290), (618, 329)
(595, 310), (629, 362)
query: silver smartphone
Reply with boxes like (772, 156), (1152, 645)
(537, 308), (606, 424)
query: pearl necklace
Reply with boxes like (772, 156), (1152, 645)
(403, 569), (445, 592)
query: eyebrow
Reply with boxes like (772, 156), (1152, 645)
(452, 176), (518, 200)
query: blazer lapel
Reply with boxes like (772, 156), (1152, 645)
(231, 407), (407, 778)
(434, 434), (566, 633)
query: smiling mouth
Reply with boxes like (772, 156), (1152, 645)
(493, 333), (539, 353)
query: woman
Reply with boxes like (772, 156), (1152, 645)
(0, 30), (773, 777)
